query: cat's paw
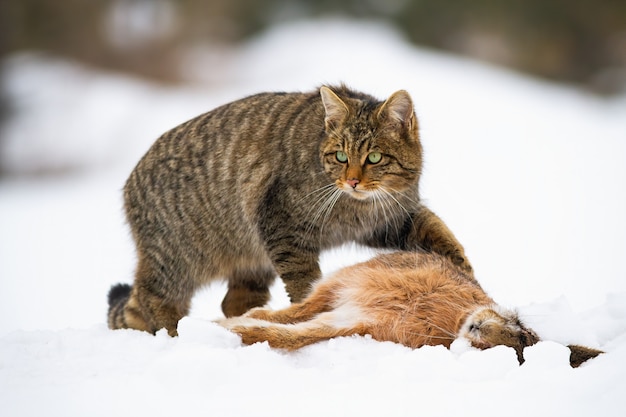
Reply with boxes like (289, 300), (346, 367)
(452, 254), (473, 274)
(221, 287), (270, 318)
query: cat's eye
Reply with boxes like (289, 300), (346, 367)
(336, 151), (348, 163)
(367, 152), (382, 164)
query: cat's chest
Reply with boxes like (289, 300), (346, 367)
(320, 195), (406, 241)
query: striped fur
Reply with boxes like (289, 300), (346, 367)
(108, 85), (473, 336)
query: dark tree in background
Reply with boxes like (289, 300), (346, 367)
(1, 0), (625, 93)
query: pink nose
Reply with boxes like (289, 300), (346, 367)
(346, 179), (360, 188)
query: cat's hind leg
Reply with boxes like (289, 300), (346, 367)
(107, 284), (188, 336)
(108, 256), (193, 336)
(221, 268), (275, 317)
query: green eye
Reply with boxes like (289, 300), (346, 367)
(336, 151), (348, 163)
(367, 152), (382, 164)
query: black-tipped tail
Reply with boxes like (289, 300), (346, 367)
(107, 283), (132, 330)
(108, 283), (132, 307)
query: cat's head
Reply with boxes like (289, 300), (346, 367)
(459, 306), (540, 364)
(319, 86), (422, 201)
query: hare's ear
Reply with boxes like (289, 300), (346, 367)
(567, 344), (603, 368)
(514, 326), (541, 364)
(520, 327), (541, 347)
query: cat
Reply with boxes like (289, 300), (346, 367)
(108, 85), (473, 336)
(219, 251), (603, 368)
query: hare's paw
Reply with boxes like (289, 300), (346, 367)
(245, 307), (275, 320)
(568, 344), (604, 368)
(215, 315), (270, 330)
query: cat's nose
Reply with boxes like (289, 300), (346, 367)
(346, 179), (360, 188)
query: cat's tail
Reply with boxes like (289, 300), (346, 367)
(107, 283), (132, 330)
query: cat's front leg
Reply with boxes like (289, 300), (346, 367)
(406, 205), (474, 275)
(274, 254), (322, 303)
(257, 186), (322, 303)
(261, 235), (321, 302)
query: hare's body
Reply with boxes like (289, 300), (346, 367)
(221, 252), (512, 351)
(108, 86), (473, 336)
(221, 252), (602, 367)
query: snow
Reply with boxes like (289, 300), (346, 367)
(1, 19), (625, 416)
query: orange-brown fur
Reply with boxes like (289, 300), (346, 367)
(219, 252), (603, 367)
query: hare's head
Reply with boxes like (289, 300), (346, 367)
(460, 305), (604, 367)
(460, 306), (540, 364)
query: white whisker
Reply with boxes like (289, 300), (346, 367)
(299, 186), (344, 246)
(378, 187), (412, 220)
(385, 186), (421, 207)
(371, 190), (389, 237)
(298, 183), (336, 205)
(320, 188), (342, 229)
(374, 188), (404, 235)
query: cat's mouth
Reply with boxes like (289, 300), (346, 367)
(338, 183), (374, 200)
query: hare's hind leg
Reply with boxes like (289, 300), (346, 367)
(245, 280), (341, 324)
(223, 312), (368, 350)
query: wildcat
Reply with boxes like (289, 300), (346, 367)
(219, 252), (603, 367)
(108, 85), (473, 336)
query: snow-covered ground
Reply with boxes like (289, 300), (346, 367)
(1, 19), (625, 416)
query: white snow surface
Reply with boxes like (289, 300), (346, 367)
(1, 19), (625, 416)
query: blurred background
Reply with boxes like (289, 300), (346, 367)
(1, 0), (625, 87)
(2, 0), (625, 91)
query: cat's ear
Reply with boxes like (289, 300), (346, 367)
(320, 86), (349, 129)
(378, 90), (415, 129)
